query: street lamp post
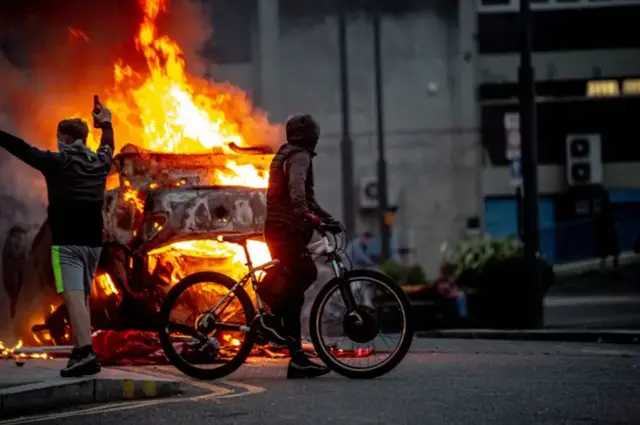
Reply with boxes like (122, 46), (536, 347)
(519, 0), (544, 327)
(338, 0), (356, 238)
(372, 0), (391, 261)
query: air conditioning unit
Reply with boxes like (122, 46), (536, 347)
(358, 176), (398, 211)
(565, 134), (603, 186)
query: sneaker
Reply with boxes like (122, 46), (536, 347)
(60, 352), (101, 378)
(258, 314), (294, 346)
(287, 354), (330, 379)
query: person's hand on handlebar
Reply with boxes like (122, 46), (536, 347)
(303, 211), (323, 226)
(304, 211), (343, 235)
(321, 217), (343, 235)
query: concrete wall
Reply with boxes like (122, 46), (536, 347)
(210, 0), (482, 273)
(208, 1), (640, 270)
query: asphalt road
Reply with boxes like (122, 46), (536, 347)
(6, 338), (639, 425)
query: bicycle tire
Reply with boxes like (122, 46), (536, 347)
(158, 271), (257, 380)
(309, 269), (414, 379)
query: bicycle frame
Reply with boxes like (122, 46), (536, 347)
(202, 233), (357, 334)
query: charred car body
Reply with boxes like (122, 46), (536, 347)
(5, 143), (273, 346)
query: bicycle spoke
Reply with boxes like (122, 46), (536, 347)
(160, 275), (255, 378)
(166, 321), (207, 341)
(315, 275), (409, 372)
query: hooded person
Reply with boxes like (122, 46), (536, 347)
(258, 113), (341, 379)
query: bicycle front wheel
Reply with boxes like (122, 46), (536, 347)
(309, 269), (414, 379)
(158, 271), (257, 380)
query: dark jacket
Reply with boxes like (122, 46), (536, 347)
(0, 124), (114, 246)
(265, 142), (330, 233)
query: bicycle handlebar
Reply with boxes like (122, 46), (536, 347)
(315, 222), (342, 236)
(308, 235), (335, 254)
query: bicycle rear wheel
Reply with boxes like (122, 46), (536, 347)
(309, 269), (414, 379)
(158, 271), (257, 380)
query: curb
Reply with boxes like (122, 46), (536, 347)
(417, 329), (640, 344)
(553, 251), (639, 277)
(0, 376), (182, 418)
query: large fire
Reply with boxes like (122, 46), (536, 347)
(14, 0), (278, 347)
(97, 0), (272, 285)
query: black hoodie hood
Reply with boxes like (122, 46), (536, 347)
(286, 114), (320, 154)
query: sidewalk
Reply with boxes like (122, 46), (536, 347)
(545, 257), (640, 329)
(417, 328), (640, 344)
(0, 359), (182, 418)
(418, 256), (640, 343)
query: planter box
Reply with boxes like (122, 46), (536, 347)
(456, 257), (554, 329)
(378, 284), (466, 332)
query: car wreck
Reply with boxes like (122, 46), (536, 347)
(5, 142), (273, 348)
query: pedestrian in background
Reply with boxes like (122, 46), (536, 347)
(595, 189), (620, 276)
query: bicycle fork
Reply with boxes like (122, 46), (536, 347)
(329, 258), (358, 313)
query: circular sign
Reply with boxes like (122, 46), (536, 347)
(365, 182), (378, 199)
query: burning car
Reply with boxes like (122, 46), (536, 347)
(6, 141), (274, 347)
(1, 0), (284, 349)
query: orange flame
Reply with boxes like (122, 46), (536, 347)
(98, 0), (272, 280)
(0, 340), (49, 360)
(101, 0), (266, 161)
(95, 273), (119, 297)
(10, 0), (277, 346)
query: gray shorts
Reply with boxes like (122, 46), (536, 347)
(51, 245), (102, 295)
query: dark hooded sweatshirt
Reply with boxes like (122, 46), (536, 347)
(0, 125), (114, 247)
(265, 142), (331, 234)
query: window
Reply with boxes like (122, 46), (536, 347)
(586, 79), (640, 97)
(623, 79), (640, 95)
(587, 80), (620, 97)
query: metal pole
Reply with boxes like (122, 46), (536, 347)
(372, 0), (391, 262)
(338, 0), (356, 238)
(518, 0), (543, 328)
(515, 186), (524, 240)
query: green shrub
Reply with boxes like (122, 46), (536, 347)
(405, 264), (428, 285)
(381, 261), (429, 286)
(441, 234), (530, 278)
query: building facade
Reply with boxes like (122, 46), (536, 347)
(212, 0), (640, 270)
(213, 0), (480, 273)
(478, 0), (640, 262)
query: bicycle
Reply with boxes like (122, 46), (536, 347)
(158, 223), (414, 379)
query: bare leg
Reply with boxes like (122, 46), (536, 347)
(63, 290), (92, 347)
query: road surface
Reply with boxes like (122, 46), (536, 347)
(4, 338), (639, 425)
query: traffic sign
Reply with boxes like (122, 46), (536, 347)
(504, 112), (521, 160)
(503, 112), (520, 130)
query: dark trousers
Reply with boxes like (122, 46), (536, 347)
(264, 222), (318, 352)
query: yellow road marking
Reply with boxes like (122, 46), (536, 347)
(122, 380), (135, 399)
(222, 380), (266, 395)
(141, 381), (157, 397)
(0, 378), (264, 424)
